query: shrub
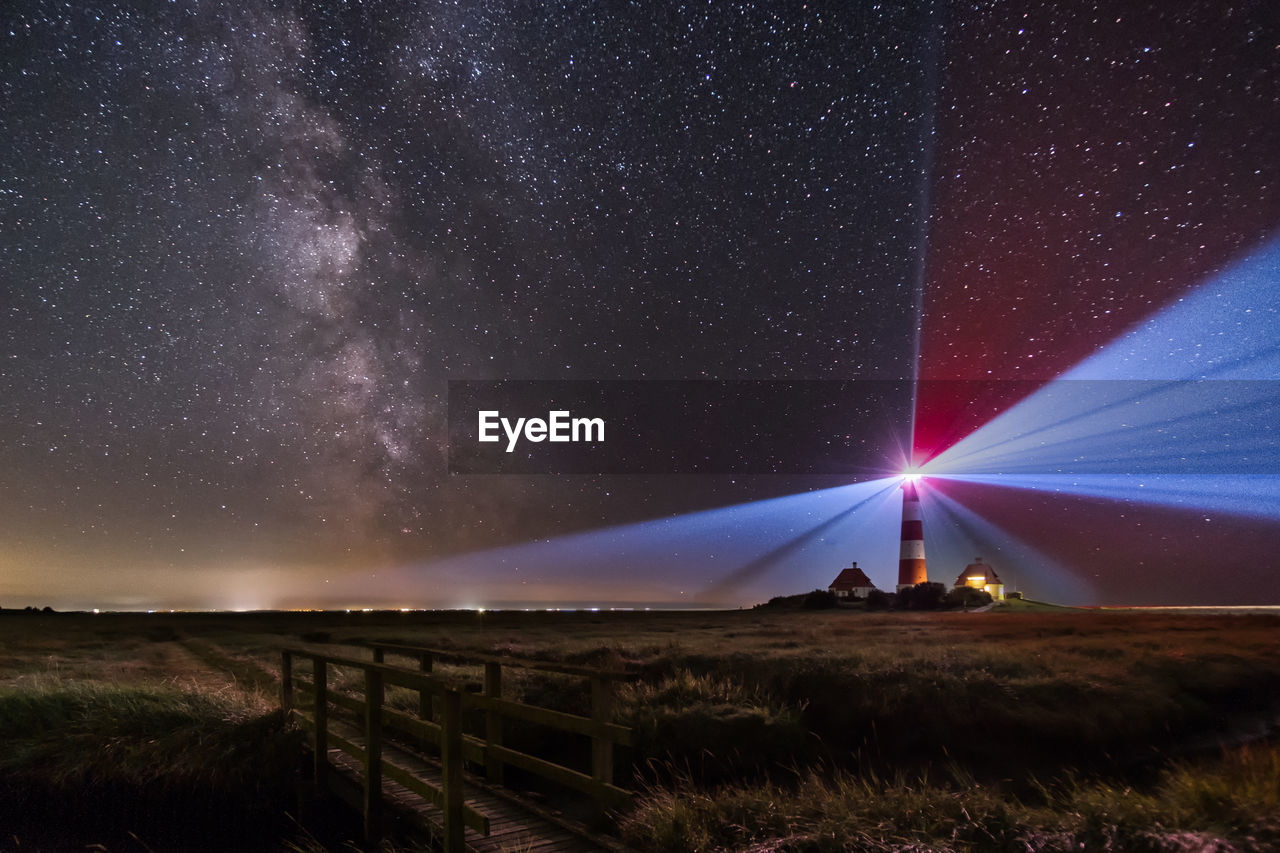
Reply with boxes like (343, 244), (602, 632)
(897, 582), (947, 610)
(944, 586), (993, 609)
(801, 590), (839, 610)
(865, 589), (895, 610)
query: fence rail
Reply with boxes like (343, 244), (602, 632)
(281, 643), (635, 851)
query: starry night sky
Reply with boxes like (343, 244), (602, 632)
(1, 1), (1276, 609)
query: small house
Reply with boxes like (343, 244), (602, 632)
(953, 557), (1005, 600)
(828, 562), (877, 599)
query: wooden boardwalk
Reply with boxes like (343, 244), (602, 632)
(323, 720), (608, 852)
(282, 644), (635, 853)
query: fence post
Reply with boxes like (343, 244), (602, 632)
(313, 658), (328, 792)
(364, 667), (384, 844)
(484, 662), (504, 785)
(418, 652), (433, 721)
(280, 651), (293, 714)
(372, 646), (385, 664)
(591, 676), (614, 791)
(441, 688), (465, 853)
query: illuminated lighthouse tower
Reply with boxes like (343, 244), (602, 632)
(897, 476), (928, 591)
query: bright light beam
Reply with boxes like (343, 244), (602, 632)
(924, 379), (1280, 477)
(372, 242), (1280, 609)
(698, 480), (901, 600)
(923, 239), (1280, 496)
(926, 473), (1280, 521)
(923, 484), (1097, 603)
(377, 479), (904, 608)
(902, 239), (1280, 605)
(1068, 238), (1280, 382)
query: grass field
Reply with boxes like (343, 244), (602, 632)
(1, 604), (1278, 852)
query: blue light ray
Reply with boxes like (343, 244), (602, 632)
(375, 478), (904, 608)
(922, 484), (1096, 603)
(364, 242), (1280, 609)
(920, 240), (1280, 518)
(1067, 238), (1280, 381)
(697, 480), (901, 600)
(926, 473), (1280, 521)
(897, 238), (1280, 607)
(924, 379), (1280, 476)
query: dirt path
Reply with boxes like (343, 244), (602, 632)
(174, 636), (284, 710)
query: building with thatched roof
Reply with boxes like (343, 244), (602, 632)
(828, 562), (877, 599)
(953, 557), (1005, 600)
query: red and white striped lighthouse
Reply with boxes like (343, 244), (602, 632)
(897, 478), (928, 590)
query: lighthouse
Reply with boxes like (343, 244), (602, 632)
(897, 478), (928, 591)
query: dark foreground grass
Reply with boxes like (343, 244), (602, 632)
(620, 741), (1280, 852)
(2, 610), (1279, 851)
(612, 642), (1280, 786)
(0, 680), (304, 852)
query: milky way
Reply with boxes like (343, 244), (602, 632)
(0, 1), (1275, 608)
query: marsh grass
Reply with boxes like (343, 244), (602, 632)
(621, 742), (1280, 852)
(617, 669), (811, 784)
(239, 610), (1280, 830)
(0, 678), (304, 851)
(2, 609), (1278, 851)
(0, 678), (296, 785)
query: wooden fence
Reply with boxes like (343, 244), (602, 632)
(280, 643), (634, 851)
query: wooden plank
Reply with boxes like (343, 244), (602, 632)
(364, 667), (384, 843)
(327, 689), (362, 715)
(440, 689), (466, 853)
(591, 677), (614, 787)
(326, 719), (491, 836)
(295, 683), (364, 722)
(380, 757), (490, 835)
(486, 823), (574, 840)
(366, 641), (632, 680)
(314, 660), (328, 790)
(385, 703), (441, 745)
(289, 679), (312, 705)
(418, 652), (433, 721)
(280, 647), (447, 693)
(510, 835), (594, 853)
(381, 665), (449, 693)
(484, 661), (504, 785)
(303, 683), (419, 731)
(486, 744), (633, 808)
(280, 651), (293, 713)
(466, 693), (632, 746)
(488, 831), (559, 848)
(328, 729), (367, 762)
(378, 704), (488, 765)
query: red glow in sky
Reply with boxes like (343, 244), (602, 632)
(914, 3), (1280, 463)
